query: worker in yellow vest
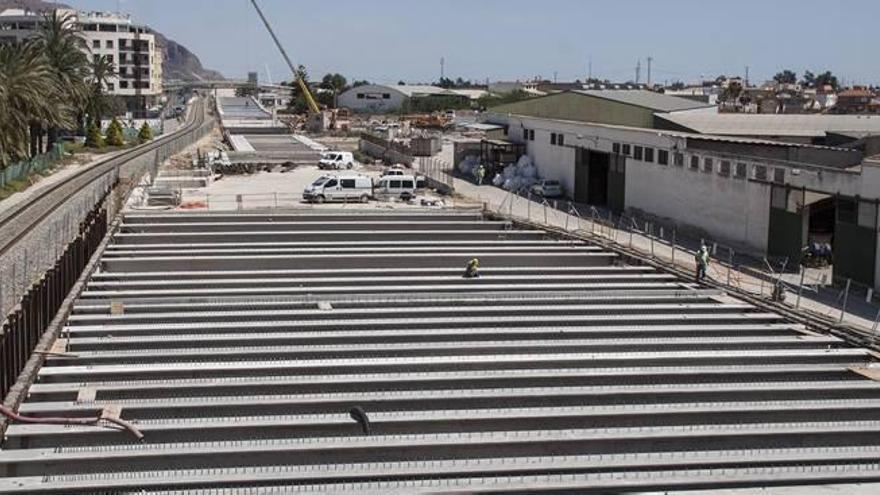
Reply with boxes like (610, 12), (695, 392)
(464, 258), (481, 279)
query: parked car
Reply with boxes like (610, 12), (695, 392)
(530, 179), (564, 198)
(375, 174), (422, 201)
(381, 166), (407, 177)
(318, 151), (355, 170)
(303, 174), (373, 203)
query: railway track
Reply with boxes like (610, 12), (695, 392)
(0, 96), (210, 258)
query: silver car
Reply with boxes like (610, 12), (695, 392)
(530, 179), (563, 198)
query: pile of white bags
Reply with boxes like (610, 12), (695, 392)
(499, 155), (539, 191)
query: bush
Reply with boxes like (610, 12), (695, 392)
(138, 122), (154, 143)
(85, 123), (104, 148)
(105, 118), (125, 147)
(352, 150), (374, 165)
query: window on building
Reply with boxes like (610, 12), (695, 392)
(106, 55), (114, 64)
(657, 150), (669, 166)
(92, 40), (100, 49)
(753, 165), (767, 181)
(773, 168), (785, 183)
(612, 143), (621, 154)
(382, 93), (390, 99)
(838, 198), (858, 224)
(356, 93), (365, 99)
(703, 157), (713, 173)
(550, 133), (557, 145)
(119, 81), (129, 89)
(673, 152), (684, 167)
(644, 147), (655, 163)
(735, 162), (747, 179)
(524, 129), (535, 141)
(633, 146), (644, 161)
(719, 161), (731, 177)
(106, 40), (113, 49)
(690, 155), (700, 170)
(106, 83), (114, 92)
(622, 144), (631, 156)
(558, 134), (564, 146)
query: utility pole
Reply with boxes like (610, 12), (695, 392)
(588, 56), (593, 81)
(440, 57), (445, 81)
(554, 71), (558, 83)
(635, 60), (641, 84)
(646, 57), (653, 86)
(745, 66), (750, 87)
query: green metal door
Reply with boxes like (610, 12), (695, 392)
(767, 186), (805, 264)
(834, 197), (877, 287)
(607, 153), (626, 213)
(574, 149), (589, 203)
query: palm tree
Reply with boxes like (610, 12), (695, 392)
(87, 55), (117, 128)
(35, 11), (89, 149)
(0, 41), (66, 167)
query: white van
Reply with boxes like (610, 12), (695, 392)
(303, 174), (373, 203)
(318, 151), (355, 170)
(375, 174), (423, 201)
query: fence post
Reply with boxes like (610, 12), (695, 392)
(796, 267), (805, 309)
(649, 223), (655, 258)
(671, 229), (676, 266)
(544, 202), (548, 225)
(839, 279), (852, 323)
(727, 249), (734, 287)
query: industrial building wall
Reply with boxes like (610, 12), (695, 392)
(624, 159), (772, 253)
(338, 85), (408, 113)
(491, 92), (655, 128)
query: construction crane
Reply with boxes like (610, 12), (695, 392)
(249, 0), (320, 116)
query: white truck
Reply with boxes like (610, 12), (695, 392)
(318, 151), (355, 170)
(303, 174), (373, 203)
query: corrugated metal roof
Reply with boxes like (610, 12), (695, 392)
(658, 112), (880, 137)
(574, 90), (715, 113)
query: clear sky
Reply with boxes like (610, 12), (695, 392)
(66, 0), (879, 86)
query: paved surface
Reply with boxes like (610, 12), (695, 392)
(3, 209), (880, 493)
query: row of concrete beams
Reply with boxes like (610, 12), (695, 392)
(3, 210), (880, 493)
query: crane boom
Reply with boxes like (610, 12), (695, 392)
(249, 0), (320, 115)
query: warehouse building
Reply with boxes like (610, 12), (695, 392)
(338, 84), (481, 113)
(483, 110), (880, 290)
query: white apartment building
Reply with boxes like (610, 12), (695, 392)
(0, 8), (163, 113)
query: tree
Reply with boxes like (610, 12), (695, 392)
(351, 80), (371, 88)
(85, 122), (104, 148)
(477, 90), (534, 110)
(137, 122), (153, 143)
(86, 54), (117, 128)
(105, 118), (124, 147)
(235, 85), (257, 97)
(320, 73), (347, 93)
(668, 81), (686, 91)
(721, 80), (743, 103)
(0, 41), (61, 166)
(36, 11), (89, 149)
(814, 71), (839, 91)
(801, 71), (816, 88)
(773, 70), (797, 85)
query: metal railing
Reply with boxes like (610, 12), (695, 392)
(485, 189), (880, 340)
(169, 191), (482, 212)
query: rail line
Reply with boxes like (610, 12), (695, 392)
(0, 96), (211, 258)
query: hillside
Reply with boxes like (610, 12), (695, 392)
(0, 0), (224, 81)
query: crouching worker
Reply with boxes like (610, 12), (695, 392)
(463, 258), (481, 279)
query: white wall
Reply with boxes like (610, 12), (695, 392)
(625, 159), (772, 252)
(490, 113), (772, 252)
(338, 85), (408, 113)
